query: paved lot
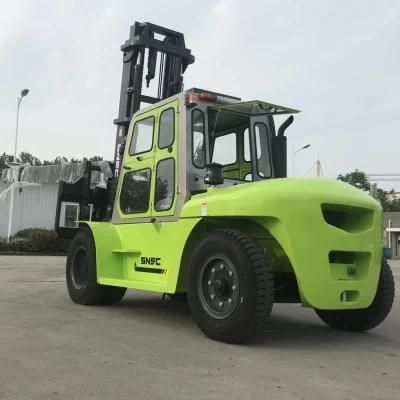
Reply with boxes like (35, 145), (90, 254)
(0, 256), (399, 400)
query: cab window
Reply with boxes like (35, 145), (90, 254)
(192, 109), (206, 168)
(158, 108), (174, 149)
(129, 116), (154, 155)
(212, 132), (237, 165)
(120, 169), (151, 214)
(254, 123), (272, 178)
(243, 128), (250, 161)
(154, 158), (175, 211)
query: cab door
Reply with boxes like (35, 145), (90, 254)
(152, 100), (178, 218)
(116, 110), (156, 221)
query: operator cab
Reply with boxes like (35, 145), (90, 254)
(187, 88), (299, 193)
(112, 88), (299, 223)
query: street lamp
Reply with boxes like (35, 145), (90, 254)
(292, 144), (311, 176)
(14, 88), (30, 161)
(7, 88), (30, 243)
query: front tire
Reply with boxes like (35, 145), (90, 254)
(66, 230), (126, 305)
(315, 258), (395, 332)
(166, 293), (188, 303)
(188, 229), (274, 344)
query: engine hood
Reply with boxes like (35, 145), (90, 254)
(181, 178), (380, 219)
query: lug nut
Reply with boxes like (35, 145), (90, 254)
(229, 271), (233, 277)
(208, 280), (212, 286)
(211, 268), (215, 273)
(228, 298), (232, 304)
(210, 294), (215, 300)
(232, 285), (236, 291)
(220, 264), (224, 270)
(219, 302), (223, 307)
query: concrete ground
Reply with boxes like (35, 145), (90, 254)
(0, 256), (399, 400)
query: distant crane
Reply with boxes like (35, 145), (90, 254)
(303, 157), (324, 177)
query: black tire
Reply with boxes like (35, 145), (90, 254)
(166, 293), (188, 303)
(188, 229), (274, 344)
(315, 259), (395, 332)
(66, 230), (126, 305)
(100, 287), (127, 305)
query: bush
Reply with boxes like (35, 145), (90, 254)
(0, 229), (70, 253)
(14, 228), (45, 239)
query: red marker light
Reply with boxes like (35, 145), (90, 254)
(187, 92), (200, 103)
(199, 92), (218, 102)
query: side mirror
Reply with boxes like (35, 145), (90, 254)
(204, 163), (224, 186)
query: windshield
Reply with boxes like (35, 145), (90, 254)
(191, 108), (274, 182)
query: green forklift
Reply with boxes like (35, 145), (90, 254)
(66, 22), (394, 343)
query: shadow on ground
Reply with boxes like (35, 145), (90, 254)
(100, 293), (395, 350)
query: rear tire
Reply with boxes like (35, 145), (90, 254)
(101, 287), (127, 305)
(188, 229), (274, 344)
(66, 230), (126, 305)
(315, 259), (395, 332)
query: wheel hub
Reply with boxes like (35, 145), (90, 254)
(198, 255), (240, 319)
(212, 278), (229, 294)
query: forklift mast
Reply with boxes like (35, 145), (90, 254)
(113, 21), (195, 177)
(56, 22), (194, 235)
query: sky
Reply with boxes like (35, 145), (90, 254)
(0, 0), (399, 188)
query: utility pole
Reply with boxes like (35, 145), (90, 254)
(292, 144), (311, 176)
(7, 88), (30, 243)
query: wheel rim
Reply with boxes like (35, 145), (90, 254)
(197, 254), (240, 319)
(71, 246), (89, 290)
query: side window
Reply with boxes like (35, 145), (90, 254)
(120, 169), (151, 214)
(154, 158), (175, 211)
(254, 123), (272, 178)
(243, 128), (250, 161)
(158, 108), (175, 149)
(129, 116), (154, 155)
(212, 132), (237, 165)
(192, 109), (205, 168)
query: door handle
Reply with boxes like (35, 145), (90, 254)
(123, 165), (131, 171)
(136, 156), (143, 161)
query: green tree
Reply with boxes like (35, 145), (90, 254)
(1, 152), (105, 172)
(376, 188), (391, 211)
(383, 190), (400, 212)
(337, 169), (370, 191)
(83, 156), (104, 162)
(0, 153), (11, 170)
(19, 152), (42, 166)
(337, 169), (400, 212)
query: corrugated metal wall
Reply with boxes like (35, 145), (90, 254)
(0, 183), (59, 238)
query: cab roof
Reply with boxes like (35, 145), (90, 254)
(211, 100), (300, 116)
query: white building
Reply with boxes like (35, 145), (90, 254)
(0, 163), (102, 238)
(383, 212), (400, 258)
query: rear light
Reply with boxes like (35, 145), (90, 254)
(185, 90), (239, 106)
(199, 92), (217, 102)
(187, 92), (200, 103)
(186, 91), (218, 104)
